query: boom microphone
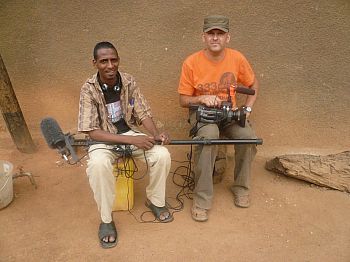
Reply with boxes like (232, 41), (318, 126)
(40, 117), (69, 161)
(40, 117), (263, 165)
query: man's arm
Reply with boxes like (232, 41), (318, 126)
(242, 78), (259, 118)
(141, 117), (170, 145)
(179, 94), (223, 108)
(88, 129), (157, 150)
(244, 78), (259, 108)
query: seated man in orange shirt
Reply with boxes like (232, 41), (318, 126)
(178, 15), (259, 222)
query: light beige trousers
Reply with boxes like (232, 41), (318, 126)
(86, 130), (171, 223)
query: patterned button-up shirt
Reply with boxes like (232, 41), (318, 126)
(78, 72), (152, 134)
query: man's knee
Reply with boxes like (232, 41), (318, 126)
(235, 143), (257, 157)
(155, 146), (171, 163)
(152, 145), (171, 163)
(242, 121), (257, 138)
(226, 123), (256, 139)
(87, 155), (114, 176)
(196, 124), (220, 139)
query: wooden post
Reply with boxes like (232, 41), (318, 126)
(0, 54), (36, 153)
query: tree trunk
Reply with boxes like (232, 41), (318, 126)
(0, 54), (36, 153)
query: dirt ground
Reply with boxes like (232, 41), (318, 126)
(1, 135), (349, 262)
(1, 1), (350, 261)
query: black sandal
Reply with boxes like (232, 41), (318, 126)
(145, 199), (174, 223)
(98, 221), (118, 248)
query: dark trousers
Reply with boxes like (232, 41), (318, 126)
(189, 112), (257, 210)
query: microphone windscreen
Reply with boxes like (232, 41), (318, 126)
(40, 117), (66, 149)
(235, 86), (255, 95)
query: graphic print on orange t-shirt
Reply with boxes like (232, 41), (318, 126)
(194, 71), (237, 105)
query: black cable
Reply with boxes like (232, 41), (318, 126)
(190, 121), (211, 139)
(123, 146), (196, 223)
(160, 145), (195, 217)
(122, 148), (160, 223)
(69, 144), (195, 223)
(65, 146), (108, 165)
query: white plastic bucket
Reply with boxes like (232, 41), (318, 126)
(0, 160), (14, 209)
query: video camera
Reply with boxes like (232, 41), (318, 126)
(190, 102), (247, 127)
(189, 85), (256, 128)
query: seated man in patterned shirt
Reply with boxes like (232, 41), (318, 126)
(78, 41), (173, 249)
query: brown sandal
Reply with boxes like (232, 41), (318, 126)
(191, 206), (208, 222)
(234, 194), (250, 208)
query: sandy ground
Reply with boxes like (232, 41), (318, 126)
(0, 134), (349, 262)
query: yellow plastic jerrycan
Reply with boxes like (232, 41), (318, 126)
(112, 157), (134, 211)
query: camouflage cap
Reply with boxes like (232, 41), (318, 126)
(203, 15), (229, 33)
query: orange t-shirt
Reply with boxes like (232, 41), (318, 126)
(178, 48), (255, 106)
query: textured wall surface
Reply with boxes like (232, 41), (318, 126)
(0, 0), (349, 149)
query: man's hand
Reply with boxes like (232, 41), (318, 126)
(155, 132), (170, 145)
(199, 95), (222, 108)
(179, 94), (222, 108)
(130, 135), (156, 150)
(141, 117), (171, 146)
